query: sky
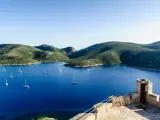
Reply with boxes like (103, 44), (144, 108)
(0, 0), (160, 49)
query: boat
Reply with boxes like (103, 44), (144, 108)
(44, 69), (47, 74)
(3, 67), (6, 72)
(87, 68), (90, 71)
(19, 67), (23, 73)
(72, 82), (78, 84)
(24, 79), (29, 88)
(72, 76), (77, 84)
(5, 78), (8, 86)
(10, 73), (14, 79)
(59, 68), (62, 72)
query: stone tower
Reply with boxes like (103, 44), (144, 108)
(136, 79), (153, 103)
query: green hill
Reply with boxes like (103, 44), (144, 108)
(67, 41), (160, 69)
(35, 44), (60, 52)
(1, 42), (160, 70)
(0, 44), (68, 65)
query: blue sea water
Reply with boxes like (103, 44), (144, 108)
(0, 63), (160, 120)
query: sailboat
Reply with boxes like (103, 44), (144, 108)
(19, 67), (22, 73)
(24, 79), (29, 88)
(10, 72), (14, 79)
(3, 67), (6, 72)
(59, 68), (62, 72)
(72, 76), (77, 84)
(5, 78), (8, 86)
(44, 69), (47, 74)
(18, 67), (22, 73)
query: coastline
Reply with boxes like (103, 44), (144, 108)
(1, 61), (160, 72)
(0, 60), (64, 67)
(0, 62), (41, 66)
(10, 110), (78, 120)
(64, 63), (160, 72)
(64, 63), (103, 68)
(132, 66), (160, 72)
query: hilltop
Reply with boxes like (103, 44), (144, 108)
(66, 41), (160, 69)
(0, 44), (75, 65)
(1, 41), (160, 70)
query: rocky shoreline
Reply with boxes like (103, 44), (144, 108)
(64, 63), (103, 68)
(0, 62), (41, 66)
(65, 63), (160, 71)
(0, 61), (64, 66)
(1, 61), (160, 72)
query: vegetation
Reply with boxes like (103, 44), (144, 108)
(0, 44), (69, 65)
(67, 41), (160, 69)
(37, 117), (56, 120)
(1, 41), (160, 70)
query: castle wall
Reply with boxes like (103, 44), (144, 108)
(93, 103), (112, 120)
(71, 103), (112, 120)
(112, 93), (139, 107)
(71, 113), (96, 120)
(147, 93), (160, 107)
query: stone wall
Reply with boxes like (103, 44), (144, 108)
(93, 103), (112, 120)
(147, 93), (160, 107)
(71, 103), (112, 120)
(112, 92), (139, 107)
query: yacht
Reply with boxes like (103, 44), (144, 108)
(59, 68), (62, 72)
(5, 78), (8, 86)
(10, 73), (14, 79)
(19, 67), (23, 73)
(24, 79), (29, 88)
(72, 82), (78, 84)
(3, 67), (6, 72)
(72, 76), (77, 84)
(44, 69), (47, 74)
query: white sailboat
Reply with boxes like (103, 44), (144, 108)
(24, 79), (29, 88)
(59, 68), (62, 72)
(3, 67), (6, 72)
(72, 76), (77, 84)
(5, 78), (8, 86)
(44, 69), (47, 74)
(10, 72), (14, 79)
(19, 67), (22, 73)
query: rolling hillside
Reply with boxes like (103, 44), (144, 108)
(67, 41), (160, 69)
(0, 44), (68, 65)
(1, 41), (160, 70)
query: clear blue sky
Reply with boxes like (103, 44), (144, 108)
(0, 0), (160, 49)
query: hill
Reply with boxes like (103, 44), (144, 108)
(143, 41), (160, 50)
(60, 47), (76, 55)
(66, 41), (160, 69)
(35, 44), (60, 52)
(0, 44), (68, 65)
(1, 41), (160, 70)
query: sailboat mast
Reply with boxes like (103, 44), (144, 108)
(25, 79), (27, 85)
